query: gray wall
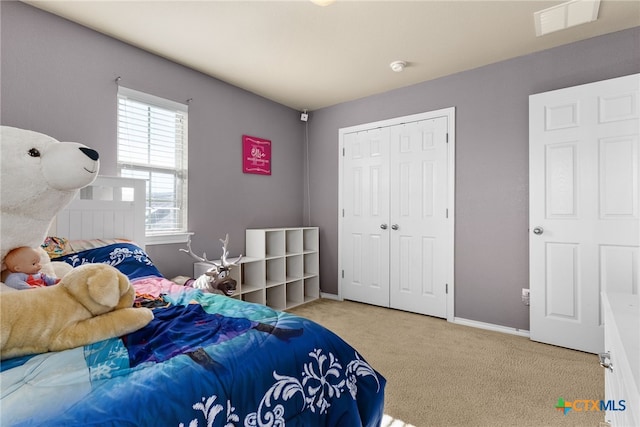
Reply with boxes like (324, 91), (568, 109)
(2, 2), (639, 331)
(1, 2), (305, 279)
(307, 26), (640, 330)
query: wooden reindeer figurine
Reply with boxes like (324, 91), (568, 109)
(178, 234), (243, 296)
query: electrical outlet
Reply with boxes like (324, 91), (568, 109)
(522, 288), (530, 306)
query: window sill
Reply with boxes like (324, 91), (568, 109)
(146, 232), (193, 246)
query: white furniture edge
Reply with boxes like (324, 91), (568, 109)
(52, 176), (147, 248)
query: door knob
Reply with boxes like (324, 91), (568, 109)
(380, 224), (388, 230)
(532, 226), (544, 235)
(598, 352), (613, 372)
(391, 224), (399, 230)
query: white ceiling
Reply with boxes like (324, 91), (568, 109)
(24, 0), (640, 111)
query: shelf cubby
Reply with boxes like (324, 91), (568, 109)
(304, 253), (318, 277)
(266, 285), (287, 310)
(286, 254), (303, 281)
(266, 257), (286, 286)
(265, 230), (285, 258)
(242, 260), (266, 289)
(242, 289), (265, 305)
(286, 280), (304, 308)
(286, 229), (303, 255)
(304, 276), (320, 301)
(303, 228), (319, 252)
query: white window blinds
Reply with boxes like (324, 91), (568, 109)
(117, 87), (188, 236)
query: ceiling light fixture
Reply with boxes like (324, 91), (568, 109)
(310, 0), (336, 6)
(390, 60), (407, 73)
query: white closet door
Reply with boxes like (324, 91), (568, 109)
(529, 73), (639, 353)
(341, 127), (391, 307)
(340, 108), (454, 319)
(389, 118), (449, 317)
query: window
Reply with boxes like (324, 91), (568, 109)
(117, 87), (188, 243)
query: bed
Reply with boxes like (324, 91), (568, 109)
(0, 177), (385, 427)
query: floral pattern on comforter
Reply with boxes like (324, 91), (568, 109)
(1, 243), (385, 426)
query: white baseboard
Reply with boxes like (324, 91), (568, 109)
(316, 296), (530, 338)
(453, 317), (530, 337)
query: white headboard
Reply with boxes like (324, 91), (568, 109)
(52, 176), (146, 248)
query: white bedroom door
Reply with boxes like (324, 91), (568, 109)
(340, 109), (454, 318)
(529, 74), (640, 354)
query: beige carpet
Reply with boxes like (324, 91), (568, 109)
(288, 299), (605, 427)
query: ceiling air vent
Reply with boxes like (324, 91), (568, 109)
(534, 0), (601, 37)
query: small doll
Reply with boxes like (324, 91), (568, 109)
(4, 246), (60, 290)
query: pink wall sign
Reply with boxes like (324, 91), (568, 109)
(242, 135), (271, 175)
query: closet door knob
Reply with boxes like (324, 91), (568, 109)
(380, 224), (388, 230)
(391, 224), (399, 230)
(533, 226), (544, 235)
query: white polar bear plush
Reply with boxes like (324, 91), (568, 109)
(0, 126), (100, 287)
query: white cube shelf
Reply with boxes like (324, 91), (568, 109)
(246, 227), (320, 310)
(195, 227), (320, 310)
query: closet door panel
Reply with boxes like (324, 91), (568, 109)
(389, 118), (448, 317)
(341, 128), (391, 306)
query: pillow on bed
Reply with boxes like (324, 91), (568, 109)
(41, 236), (69, 258)
(55, 242), (162, 281)
(42, 237), (134, 259)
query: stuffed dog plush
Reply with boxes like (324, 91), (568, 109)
(0, 263), (153, 360)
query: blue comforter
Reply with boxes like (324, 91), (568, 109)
(1, 244), (385, 426)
